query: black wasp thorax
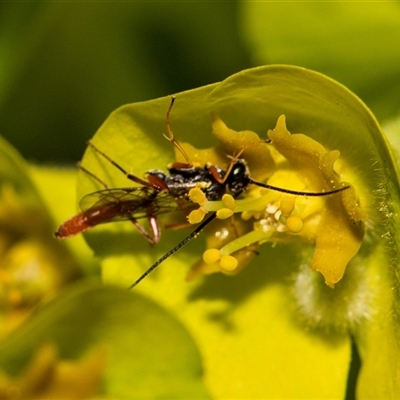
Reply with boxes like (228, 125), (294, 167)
(146, 159), (251, 201)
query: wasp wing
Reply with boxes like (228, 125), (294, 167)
(79, 187), (181, 222)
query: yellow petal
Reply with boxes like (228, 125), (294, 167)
(210, 112), (275, 182)
(268, 115), (365, 286)
(312, 187), (365, 287)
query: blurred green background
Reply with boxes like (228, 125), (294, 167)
(0, 2), (399, 163)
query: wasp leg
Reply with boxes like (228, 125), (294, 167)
(164, 221), (193, 230)
(129, 214), (161, 245)
(163, 198), (195, 230)
(208, 164), (224, 184)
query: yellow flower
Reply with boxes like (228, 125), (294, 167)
(185, 114), (365, 287)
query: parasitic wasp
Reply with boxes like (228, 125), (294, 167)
(55, 97), (350, 288)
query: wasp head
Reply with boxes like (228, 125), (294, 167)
(225, 159), (250, 196)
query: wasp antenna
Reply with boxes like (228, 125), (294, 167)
(219, 139), (268, 185)
(128, 213), (217, 289)
(77, 162), (109, 190)
(86, 141), (154, 187)
(164, 96), (193, 167)
(165, 96), (176, 129)
(233, 140), (267, 159)
(249, 179), (350, 197)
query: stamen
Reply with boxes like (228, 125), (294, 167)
(216, 208), (234, 219)
(286, 216), (304, 234)
(188, 208), (207, 224)
(219, 255), (238, 271)
(202, 249), (238, 272)
(222, 194), (236, 209)
(203, 248), (221, 264)
(280, 196), (296, 217)
(189, 188), (207, 205)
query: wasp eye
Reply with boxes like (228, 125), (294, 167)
(232, 164), (246, 179)
(231, 160), (248, 181)
(227, 160), (250, 195)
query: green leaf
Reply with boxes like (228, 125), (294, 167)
(0, 280), (210, 399)
(72, 65), (400, 397)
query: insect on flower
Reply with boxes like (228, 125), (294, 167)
(55, 97), (350, 288)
